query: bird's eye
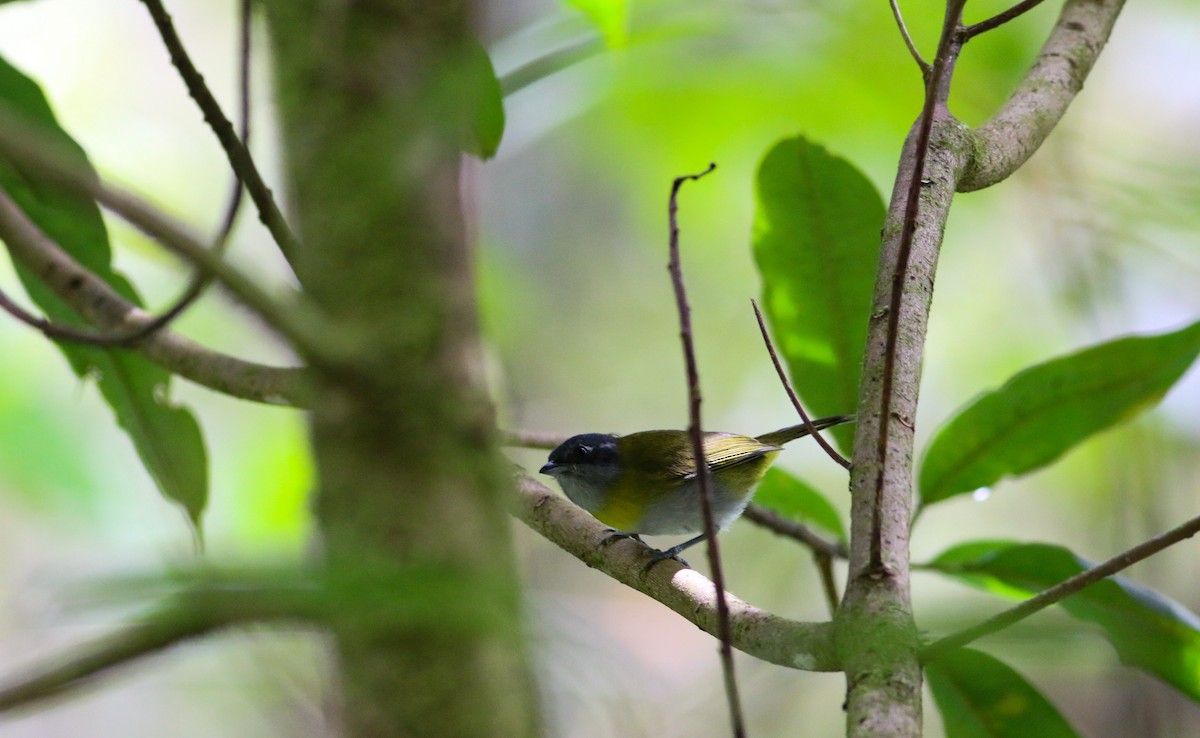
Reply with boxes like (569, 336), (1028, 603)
(576, 445), (592, 458)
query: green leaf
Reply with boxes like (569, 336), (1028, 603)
(0, 54), (208, 534)
(563, 0), (629, 47)
(926, 648), (1080, 738)
(753, 136), (883, 452)
(928, 541), (1200, 702)
(919, 319), (1200, 506)
(753, 467), (845, 544)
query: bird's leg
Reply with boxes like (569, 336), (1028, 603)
(641, 533), (707, 572)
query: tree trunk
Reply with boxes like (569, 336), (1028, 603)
(262, 2), (540, 735)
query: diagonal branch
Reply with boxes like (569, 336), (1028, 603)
(958, 0), (1126, 190)
(920, 511), (1200, 663)
(961, 0), (1048, 41)
(138, 0), (301, 264)
(514, 474), (839, 671)
(889, 0), (930, 76)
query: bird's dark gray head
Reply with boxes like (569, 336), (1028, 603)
(540, 433), (619, 477)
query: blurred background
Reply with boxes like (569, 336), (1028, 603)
(0, 0), (1198, 735)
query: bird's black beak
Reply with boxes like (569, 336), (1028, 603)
(539, 461), (561, 475)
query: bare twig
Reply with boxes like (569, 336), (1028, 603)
(742, 503), (847, 559)
(113, 0), (256, 345)
(137, 0), (300, 264)
(889, 0), (931, 76)
(920, 511), (1200, 663)
(960, 0), (1048, 41)
(666, 162), (746, 738)
(0, 186), (307, 405)
(815, 553), (840, 617)
(868, 0), (966, 576)
(751, 299), (850, 469)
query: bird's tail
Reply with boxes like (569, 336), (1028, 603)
(755, 414), (855, 447)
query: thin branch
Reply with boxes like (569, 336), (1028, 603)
(751, 299), (849, 469)
(958, 0), (1126, 191)
(889, 0), (931, 76)
(137, 0), (301, 264)
(114, 0), (255, 345)
(666, 162), (746, 738)
(0, 186), (307, 405)
(500, 36), (606, 96)
(0, 584), (321, 714)
(868, 0), (966, 576)
(815, 553), (840, 617)
(515, 474), (839, 671)
(960, 0), (1047, 41)
(742, 503), (847, 559)
(920, 511), (1200, 663)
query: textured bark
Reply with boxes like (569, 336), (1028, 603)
(263, 2), (539, 736)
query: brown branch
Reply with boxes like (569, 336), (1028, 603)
(665, 162), (746, 738)
(920, 511), (1200, 663)
(742, 503), (847, 559)
(889, 0), (930, 76)
(961, 0), (1048, 40)
(0, 186), (307, 406)
(515, 474), (839, 671)
(751, 299), (850, 469)
(138, 0), (300, 264)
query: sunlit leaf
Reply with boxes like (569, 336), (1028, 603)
(919, 319), (1200, 506)
(926, 648), (1080, 738)
(753, 467), (845, 544)
(563, 0), (629, 47)
(753, 135), (882, 452)
(929, 541), (1200, 702)
(0, 54), (208, 534)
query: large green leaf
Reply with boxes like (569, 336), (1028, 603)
(929, 541), (1200, 702)
(753, 136), (882, 452)
(920, 319), (1200, 506)
(0, 54), (208, 534)
(926, 648), (1080, 738)
(753, 467), (845, 544)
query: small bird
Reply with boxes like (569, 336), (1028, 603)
(540, 414), (853, 567)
